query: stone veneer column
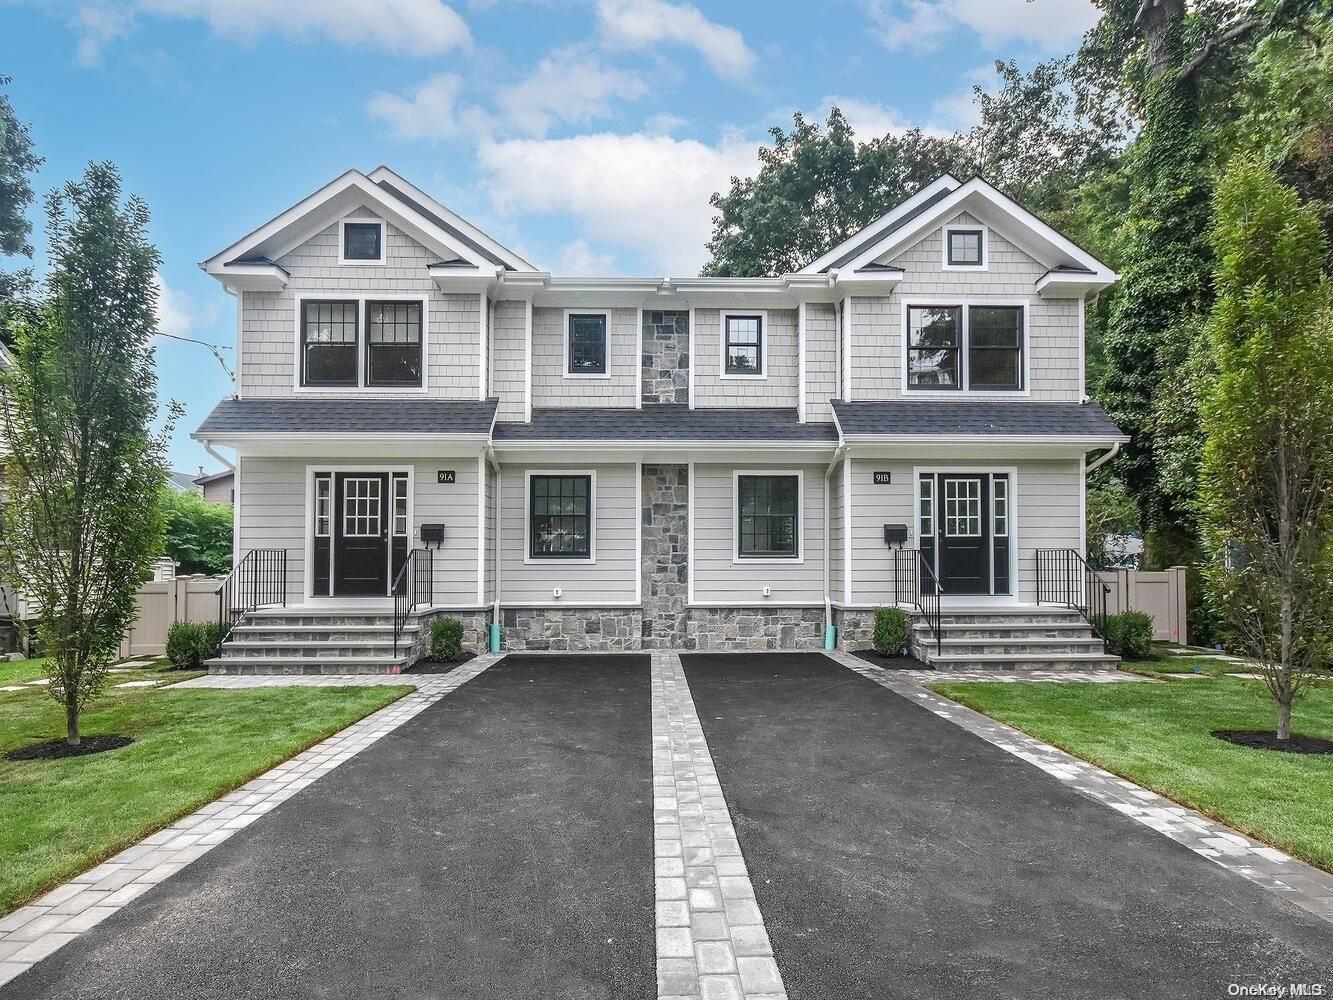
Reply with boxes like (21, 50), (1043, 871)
(642, 311), (690, 405)
(641, 464), (690, 650)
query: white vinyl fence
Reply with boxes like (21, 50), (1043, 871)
(118, 575), (225, 658)
(1094, 566), (1189, 645)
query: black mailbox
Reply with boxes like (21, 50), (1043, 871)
(420, 524), (447, 548)
(883, 523), (909, 545)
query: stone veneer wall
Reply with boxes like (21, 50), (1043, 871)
(685, 608), (827, 651)
(642, 311), (690, 405)
(410, 610), (490, 660)
(833, 608), (875, 651)
(641, 464), (690, 649)
(501, 608), (638, 651)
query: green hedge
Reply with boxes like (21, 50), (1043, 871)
(165, 620), (226, 670)
(873, 607), (911, 656)
(430, 617), (464, 660)
(1101, 611), (1154, 659)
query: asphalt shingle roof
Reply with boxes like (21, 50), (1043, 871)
(831, 400), (1126, 438)
(195, 398), (498, 436)
(494, 406), (837, 442)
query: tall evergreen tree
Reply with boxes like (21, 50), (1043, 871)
(0, 70), (43, 307)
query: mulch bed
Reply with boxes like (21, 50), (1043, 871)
(6, 735), (135, 761)
(849, 649), (931, 671)
(1212, 730), (1333, 756)
(403, 651), (478, 675)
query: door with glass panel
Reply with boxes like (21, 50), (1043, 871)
(920, 472), (1011, 596)
(333, 473), (390, 596)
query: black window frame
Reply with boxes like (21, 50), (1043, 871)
(906, 305), (963, 391)
(967, 305), (1024, 391)
(723, 313), (764, 376)
(342, 221), (383, 263)
(736, 474), (800, 560)
(364, 299), (424, 388)
(300, 299), (360, 388)
(946, 227), (984, 267)
(566, 313), (608, 376)
(528, 474), (593, 560)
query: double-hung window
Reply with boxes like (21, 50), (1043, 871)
(906, 304), (1024, 392)
(567, 313), (608, 376)
(341, 221), (384, 263)
(529, 474), (593, 560)
(736, 474), (800, 559)
(299, 298), (424, 389)
(723, 313), (763, 376)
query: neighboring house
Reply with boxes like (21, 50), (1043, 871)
(166, 471), (203, 495)
(194, 167), (1126, 672)
(194, 467), (235, 505)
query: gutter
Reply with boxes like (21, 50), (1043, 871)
(200, 440), (235, 473)
(1085, 440), (1122, 475)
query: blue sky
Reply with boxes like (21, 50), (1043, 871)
(0, 0), (1097, 474)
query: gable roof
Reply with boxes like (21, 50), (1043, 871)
(800, 175), (1116, 296)
(201, 168), (535, 291)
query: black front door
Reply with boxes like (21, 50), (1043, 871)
(936, 474), (990, 595)
(333, 473), (390, 596)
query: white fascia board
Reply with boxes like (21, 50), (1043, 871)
(492, 441), (837, 465)
(429, 264), (501, 295)
(801, 174), (962, 274)
(206, 261), (289, 293)
(843, 178), (1116, 280)
(1036, 270), (1120, 297)
(366, 165), (538, 272)
(843, 433), (1130, 446)
(828, 270), (903, 295)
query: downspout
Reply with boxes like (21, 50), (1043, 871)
(484, 444), (502, 652)
(1085, 440), (1121, 475)
(823, 443), (847, 650)
(201, 440), (234, 473)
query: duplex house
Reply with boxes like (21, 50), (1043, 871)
(194, 167), (1126, 672)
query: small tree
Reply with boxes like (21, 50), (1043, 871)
(1198, 154), (1333, 741)
(159, 486), (233, 575)
(0, 162), (175, 746)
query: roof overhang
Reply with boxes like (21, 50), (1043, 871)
(193, 431), (492, 459)
(1035, 270), (1119, 299)
(492, 439), (837, 464)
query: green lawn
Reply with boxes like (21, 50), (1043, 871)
(1, 659), (411, 915)
(930, 676), (1333, 873)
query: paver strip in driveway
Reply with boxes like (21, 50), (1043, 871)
(681, 652), (1333, 1000)
(0, 653), (655, 1000)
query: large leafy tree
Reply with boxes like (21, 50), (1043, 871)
(0, 70), (43, 307)
(1198, 154), (1333, 741)
(0, 162), (176, 746)
(159, 486), (233, 576)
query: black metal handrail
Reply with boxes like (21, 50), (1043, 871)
(890, 548), (943, 656)
(392, 548), (433, 656)
(217, 548), (287, 630)
(1036, 548), (1109, 637)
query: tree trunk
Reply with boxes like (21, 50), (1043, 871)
(1276, 686), (1293, 741)
(65, 692), (81, 747)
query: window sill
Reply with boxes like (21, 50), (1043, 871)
(293, 386), (429, 394)
(718, 373), (768, 381)
(732, 556), (805, 565)
(902, 388), (1029, 398)
(561, 373), (613, 380)
(522, 556), (598, 566)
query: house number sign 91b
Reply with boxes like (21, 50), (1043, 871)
(437, 470), (456, 484)
(873, 471), (892, 485)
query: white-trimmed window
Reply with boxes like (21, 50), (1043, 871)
(722, 312), (765, 377)
(919, 476), (934, 538)
(527, 472), (596, 562)
(339, 219), (386, 265)
(905, 302), (1025, 393)
(565, 311), (609, 377)
(993, 476), (1009, 537)
(392, 475), (409, 537)
(735, 472), (801, 561)
(297, 296), (426, 390)
(943, 223), (987, 270)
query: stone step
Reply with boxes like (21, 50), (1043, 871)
(218, 640), (408, 659)
(228, 625), (417, 642)
(920, 652), (1122, 672)
(928, 637), (1109, 656)
(241, 613), (402, 628)
(205, 655), (409, 675)
(930, 611), (1088, 625)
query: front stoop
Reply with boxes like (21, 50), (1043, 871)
(206, 609), (418, 675)
(911, 608), (1120, 672)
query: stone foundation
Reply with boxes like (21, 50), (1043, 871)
(683, 607), (827, 651)
(641, 311), (690, 405)
(501, 608), (638, 651)
(833, 608), (876, 651)
(411, 610), (491, 659)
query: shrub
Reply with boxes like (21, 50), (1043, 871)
(165, 620), (226, 670)
(430, 617), (464, 660)
(872, 607), (911, 656)
(1100, 610), (1154, 659)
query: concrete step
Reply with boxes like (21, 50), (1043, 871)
(205, 655), (409, 675)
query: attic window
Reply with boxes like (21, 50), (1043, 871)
(341, 221), (384, 264)
(945, 226), (985, 268)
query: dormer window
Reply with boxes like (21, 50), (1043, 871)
(944, 225), (986, 269)
(340, 220), (385, 264)
(566, 312), (609, 377)
(722, 312), (765, 377)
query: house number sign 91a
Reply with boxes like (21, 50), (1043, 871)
(437, 470), (456, 484)
(873, 471), (892, 485)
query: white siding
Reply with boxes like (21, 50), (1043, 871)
(492, 299), (527, 420)
(692, 308), (800, 408)
(804, 302), (839, 421)
(237, 209), (480, 399)
(828, 460), (845, 602)
(690, 463), (826, 605)
(531, 307), (638, 408)
(499, 463), (639, 605)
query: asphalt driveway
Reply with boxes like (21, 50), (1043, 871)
(1, 654), (655, 1000)
(682, 652), (1333, 1000)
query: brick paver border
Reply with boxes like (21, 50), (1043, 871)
(825, 649), (1333, 926)
(651, 652), (787, 1000)
(0, 654), (505, 988)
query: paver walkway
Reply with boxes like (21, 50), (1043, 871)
(682, 652), (1333, 1000)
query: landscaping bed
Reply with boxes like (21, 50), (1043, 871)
(0, 658), (411, 915)
(930, 675), (1333, 873)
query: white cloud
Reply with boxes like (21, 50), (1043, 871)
(555, 239), (618, 276)
(154, 273), (219, 339)
(87, 0), (471, 59)
(864, 0), (1097, 54)
(928, 64), (1002, 129)
(818, 96), (945, 139)
(596, 0), (756, 81)
(366, 73), (479, 140)
(477, 131), (757, 274)
(497, 48), (647, 137)
(645, 112), (688, 135)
